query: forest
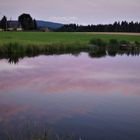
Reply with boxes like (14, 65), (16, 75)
(57, 21), (140, 32)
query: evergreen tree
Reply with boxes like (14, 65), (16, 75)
(0, 16), (7, 30)
(57, 21), (140, 33)
(33, 19), (37, 30)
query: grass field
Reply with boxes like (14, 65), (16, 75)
(0, 32), (140, 62)
(0, 32), (140, 46)
(0, 32), (140, 57)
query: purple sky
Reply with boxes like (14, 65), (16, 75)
(0, 0), (140, 24)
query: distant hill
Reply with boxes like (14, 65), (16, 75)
(36, 20), (64, 30)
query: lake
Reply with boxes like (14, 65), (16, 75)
(0, 52), (140, 140)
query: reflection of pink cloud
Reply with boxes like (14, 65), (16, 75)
(0, 104), (28, 122)
(0, 55), (140, 97)
(71, 107), (88, 115)
(0, 54), (140, 123)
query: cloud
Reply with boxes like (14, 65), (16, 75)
(0, 0), (140, 24)
(48, 16), (78, 24)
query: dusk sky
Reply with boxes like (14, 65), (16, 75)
(0, 0), (140, 24)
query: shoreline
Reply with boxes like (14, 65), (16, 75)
(85, 32), (140, 36)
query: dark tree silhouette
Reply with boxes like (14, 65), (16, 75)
(0, 16), (7, 30)
(18, 13), (36, 30)
(33, 19), (37, 30)
(57, 21), (140, 33)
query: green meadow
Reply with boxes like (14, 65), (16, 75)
(0, 32), (140, 46)
(0, 32), (140, 59)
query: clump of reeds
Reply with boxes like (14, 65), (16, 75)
(89, 38), (107, 47)
(89, 38), (140, 48)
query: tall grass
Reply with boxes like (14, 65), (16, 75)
(0, 33), (140, 63)
(89, 38), (107, 47)
(1, 121), (81, 140)
(89, 38), (140, 57)
(0, 42), (91, 63)
(90, 38), (140, 47)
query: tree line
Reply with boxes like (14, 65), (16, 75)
(0, 14), (37, 31)
(57, 21), (140, 32)
(1, 14), (140, 32)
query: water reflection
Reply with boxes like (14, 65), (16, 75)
(0, 52), (140, 140)
(0, 45), (140, 64)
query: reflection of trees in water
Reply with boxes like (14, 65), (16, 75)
(0, 45), (140, 64)
(0, 120), (80, 140)
(0, 51), (83, 64)
(89, 45), (140, 58)
(89, 46), (106, 58)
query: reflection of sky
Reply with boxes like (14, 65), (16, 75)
(0, 60), (33, 71)
(0, 53), (140, 138)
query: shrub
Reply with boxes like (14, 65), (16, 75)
(135, 41), (140, 47)
(119, 40), (129, 45)
(89, 38), (107, 47)
(109, 39), (119, 47)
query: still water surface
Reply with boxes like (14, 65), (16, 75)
(0, 53), (140, 139)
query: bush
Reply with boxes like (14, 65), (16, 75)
(119, 40), (129, 45)
(89, 38), (107, 47)
(135, 41), (140, 47)
(109, 39), (119, 47)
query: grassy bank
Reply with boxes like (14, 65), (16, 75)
(0, 32), (140, 63)
(0, 32), (140, 52)
(0, 32), (140, 46)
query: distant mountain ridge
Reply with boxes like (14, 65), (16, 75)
(36, 20), (64, 29)
(6, 20), (63, 30)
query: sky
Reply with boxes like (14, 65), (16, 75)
(0, 0), (140, 25)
